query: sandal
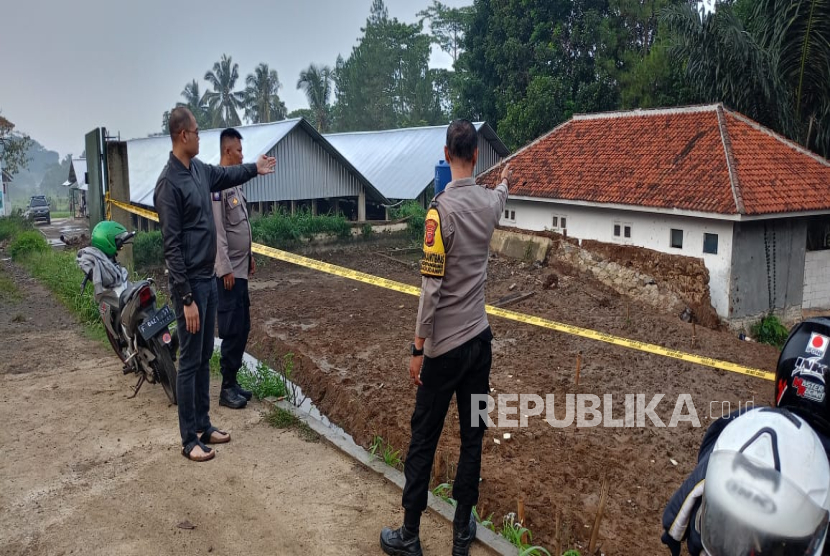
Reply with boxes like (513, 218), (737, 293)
(182, 440), (214, 462)
(199, 426), (231, 445)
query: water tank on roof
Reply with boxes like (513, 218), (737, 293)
(434, 160), (451, 196)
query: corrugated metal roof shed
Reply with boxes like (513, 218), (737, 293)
(324, 122), (509, 201)
(128, 119), (388, 207)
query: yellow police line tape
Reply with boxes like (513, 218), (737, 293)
(108, 198), (775, 381)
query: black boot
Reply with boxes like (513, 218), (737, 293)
(219, 386), (247, 409)
(379, 525), (423, 556)
(234, 383), (253, 401)
(452, 514), (477, 556)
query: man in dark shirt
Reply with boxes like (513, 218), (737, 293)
(154, 107), (275, 462)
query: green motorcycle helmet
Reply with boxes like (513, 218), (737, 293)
(91, 220), (131, 257)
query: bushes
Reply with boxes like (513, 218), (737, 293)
(389, 200), (426, 241)
(751, 314), (790, 349)
(133, 230), (165, 269)
(251, 209), (351, 248)
(9, 231), (49, 260)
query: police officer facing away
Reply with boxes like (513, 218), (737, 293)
(212, 128), (255, 410)
(380, 120), (511, 556)
(154, 107), (275, 463)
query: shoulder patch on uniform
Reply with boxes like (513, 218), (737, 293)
(212, 191), (221, 201)
(420, 207), (445, 277)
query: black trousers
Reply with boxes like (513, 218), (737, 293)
(171, 278), (216, 449)
(216, 277), (251, 390)
(401, 329), (493, 513)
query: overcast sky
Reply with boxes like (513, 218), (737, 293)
(0, 0), (471, 159)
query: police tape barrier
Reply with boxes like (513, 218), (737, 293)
(108, 199), (775, 382)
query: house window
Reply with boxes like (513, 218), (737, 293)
(670, 228), (684, 249)
(510, 210), (515, 220)
(614, 224), (621, 237)
(552, 216), (558, 228)
(561, 217), (567, 229)
(504, 209), (515, 222)
(624, 225), (631, 238)
(504, 210), (509, 219)
(703, 233), (719, 254)
(551, 215), (567, 230)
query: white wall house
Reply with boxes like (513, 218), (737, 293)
(501, 198), (735, 316)
(480, 105), (830, 322)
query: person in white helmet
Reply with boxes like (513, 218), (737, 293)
(662, 406), (830, 555)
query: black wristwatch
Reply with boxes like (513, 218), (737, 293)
(182, 293), (194, 307)
(410, 342), (424, 357)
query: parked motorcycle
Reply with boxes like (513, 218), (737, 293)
(77, 221), (178, 404)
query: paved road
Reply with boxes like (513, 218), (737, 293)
(35, 216), (89, 248)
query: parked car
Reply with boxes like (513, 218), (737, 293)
(24, 196), (51, 225)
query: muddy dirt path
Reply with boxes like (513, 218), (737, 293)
(0, 258), (491, 556)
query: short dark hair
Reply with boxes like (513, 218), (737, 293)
(220, 128), (243, 150)
(446, 119), (478, 162)
(168, 106), (193, 139)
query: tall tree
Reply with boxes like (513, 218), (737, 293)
(333, 0), (446, 131)
(244, 63), (287, 124)
(202, 54), (246, 127)
(663, 0), (830, 156)
(417, 1), (474, 63)
(0, 114), (33, 177)
(161, 80), (215, 133)
(297, 64), (333, 132)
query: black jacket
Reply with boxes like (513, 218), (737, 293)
(661, 408), (830, 555)
(154, 152), (257, 299)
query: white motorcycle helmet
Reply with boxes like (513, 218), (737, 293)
(700, 407), (830, 556)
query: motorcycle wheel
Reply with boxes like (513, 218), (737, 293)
(150, 336), (178, 405)
(105, 326), (129, 364)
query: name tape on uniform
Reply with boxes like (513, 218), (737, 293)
(108, 199), (775, 381)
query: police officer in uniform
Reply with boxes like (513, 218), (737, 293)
(380, 119), (511, 556)
(211, 128), (255, 409)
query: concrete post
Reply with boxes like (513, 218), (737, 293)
(105, 141), (134, 270)
(358, 186), (366, 222)
(311, 199), (318, 217)
(291, 200), (297, 215)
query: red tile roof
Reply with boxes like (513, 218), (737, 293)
(479, 105), (830, 216)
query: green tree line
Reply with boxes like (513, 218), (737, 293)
(159, 0), (829, 158)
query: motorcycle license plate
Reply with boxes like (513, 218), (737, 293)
(138, 305), (176, 341)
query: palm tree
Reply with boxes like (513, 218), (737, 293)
(297, 64), (333, 132)
(202, 54), (245, 127)
(244, 63), (287, 124)
(663, 1), (830, 157)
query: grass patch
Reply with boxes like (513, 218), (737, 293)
(50, 211), (70, 219)
(432, 483), (559, 555)
(10, 231), (49, 260)
(251, 209), (351, 248)
(133, 230), (165, 269)
(0, 271), (20, 301)
(369, 435), (403, 469)
(18, 250), (101, 327)
(0, 215), (32, 242)
(265, 406), (320, 442)
(210, 350), (293, 401)
(750, 314), (790, 349)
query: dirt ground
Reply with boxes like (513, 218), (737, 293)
(236, 241), (781, 555)
(0, 256), (492, 556)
